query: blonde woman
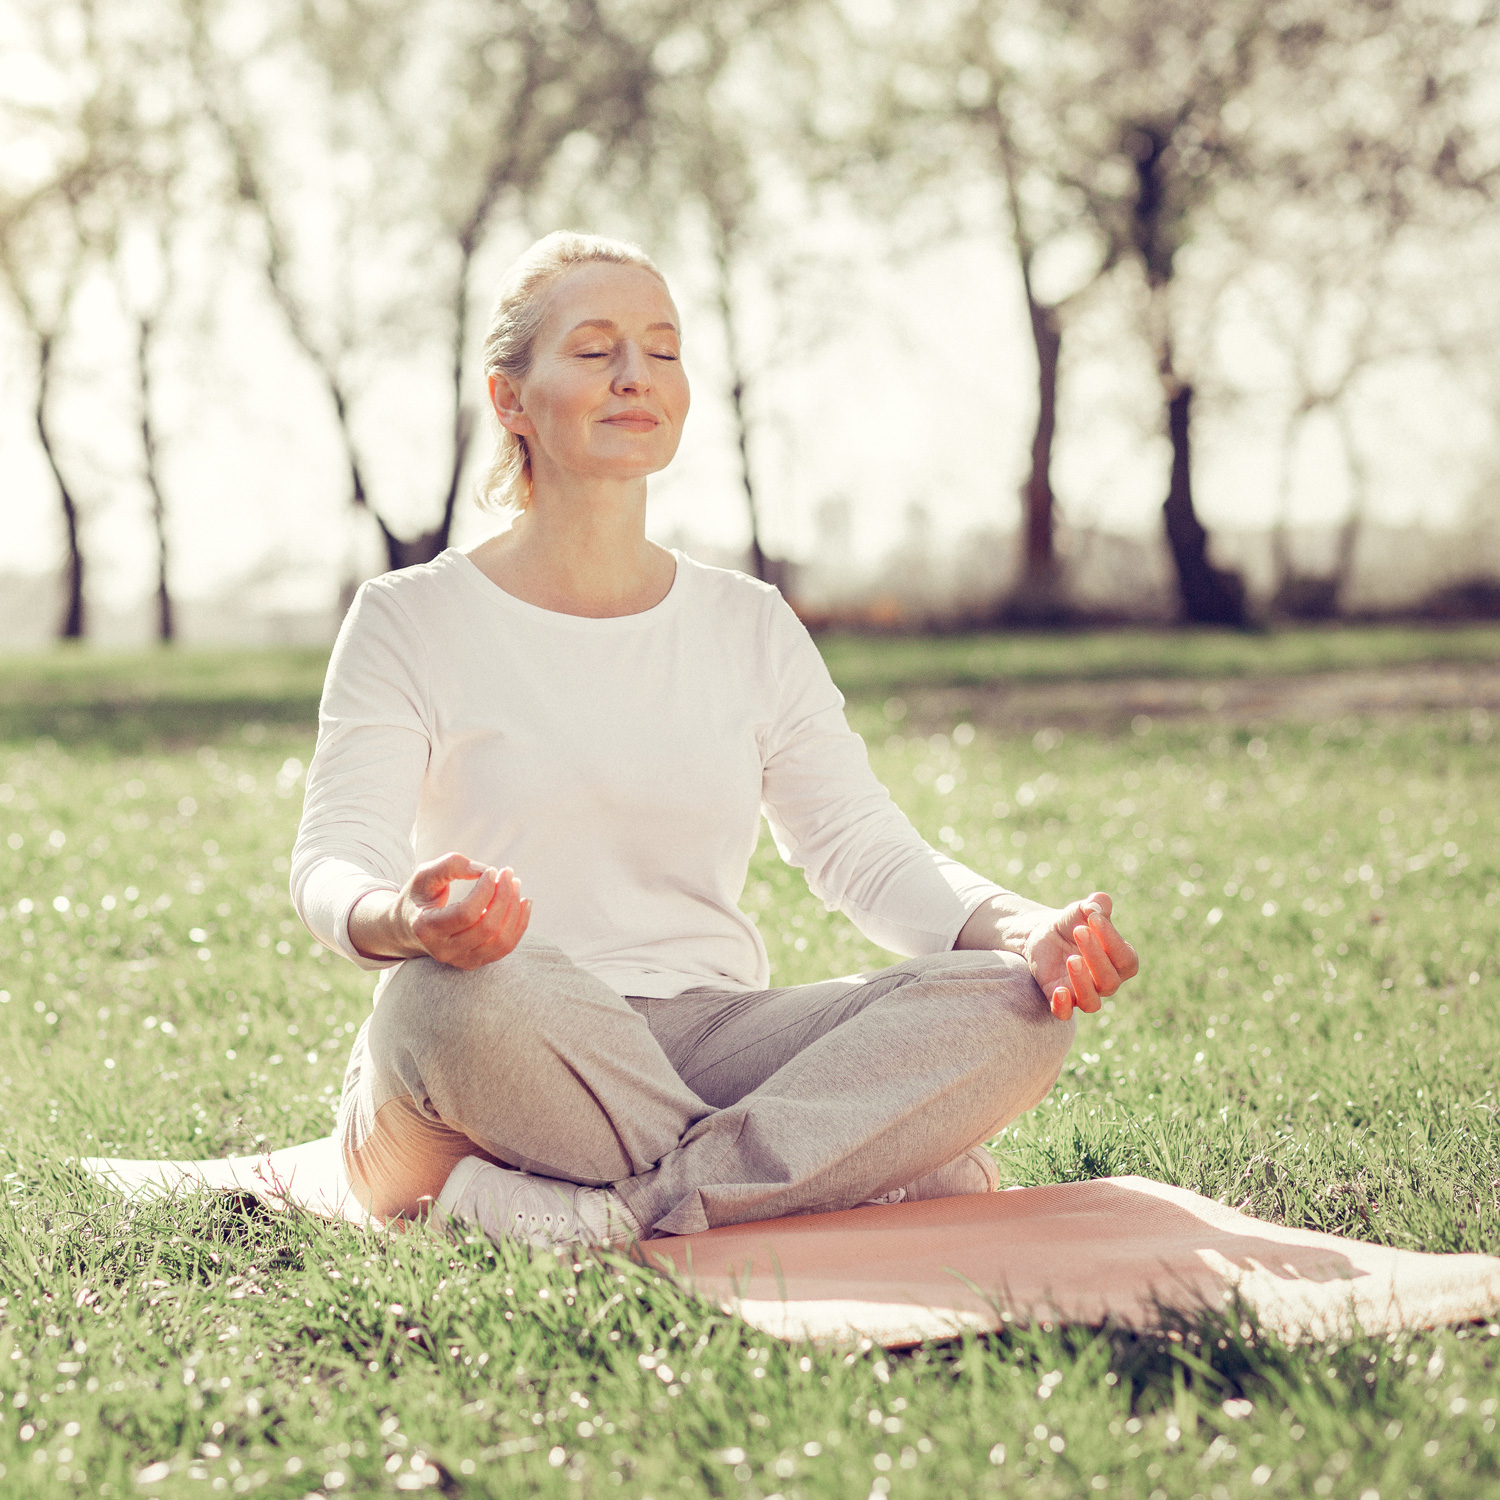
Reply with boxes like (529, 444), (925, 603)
(293, 232), (1139, 1247)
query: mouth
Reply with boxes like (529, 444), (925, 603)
(601, 410), (660, 432)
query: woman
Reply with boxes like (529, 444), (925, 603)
(292, 231), (1139, 1248)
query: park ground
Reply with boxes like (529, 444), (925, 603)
(0, 623), (1497, 1498)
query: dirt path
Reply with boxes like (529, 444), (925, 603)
(880, 662), (1500, 734)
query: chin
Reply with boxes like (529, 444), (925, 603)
(590, 442), (679, 478)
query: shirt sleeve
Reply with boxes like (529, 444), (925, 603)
(289, 580), (432, 970)
(758, 596), (1006, 956)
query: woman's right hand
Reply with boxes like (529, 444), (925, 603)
(351, 852), (531, 969)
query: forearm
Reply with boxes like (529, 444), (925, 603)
(348, 889), (423, 962)
(954, 890), (1056, 953)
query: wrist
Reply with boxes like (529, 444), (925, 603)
(955, 893), (1052, 954)
(350, 888), (422, 962)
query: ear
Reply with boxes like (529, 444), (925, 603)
(488, 372), (535, 437)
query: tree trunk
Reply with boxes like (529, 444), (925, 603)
(385, 529), (454, 571)
(326, 380), (451, 576)
(729, 375), (767, 583)
(712, 231), (769, 583)
(33, 334), (85, 640)
(421, 249), (479, 574)
(1328, 405), (1367, 612)
(135, 316), (174, 642)
(1269, 408), (1302, 596)
(1004, 295), (1065, 623)
(993, 110), (1069, 626)
(345, 269), (472, 579)
(237, 182), (456, 582)
(1161, 381), (1246, 626)
(1024, 301), (1060, 580)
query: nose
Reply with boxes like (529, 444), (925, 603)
(612, 339), (652, 394)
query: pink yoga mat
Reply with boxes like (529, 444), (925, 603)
(80, 1139), (1500, 1348)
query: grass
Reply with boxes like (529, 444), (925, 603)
(0, 630), (1497, 1498)
(3, 620), (1497, 745)
(0, 650), (329, 750)
(814, 622), (1500, 698)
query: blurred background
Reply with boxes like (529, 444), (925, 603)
(2, 0), (1499, 646)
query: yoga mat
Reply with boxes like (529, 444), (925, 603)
(643, 1178), (1500, 1347)
(79, 1139), (1500, 1347)
(81, 1138), (369, 1225)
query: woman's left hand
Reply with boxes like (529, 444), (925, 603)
(1022, 892), (1140, 1020)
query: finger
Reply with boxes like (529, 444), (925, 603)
(450, 887), (530, 966)
(496, 892), (531, 946)
(486, 888), (531, 951)
(419, 867), (499, 935)
(1066, 952), (1100, 1013)
(412, 851), (486, 899)
(478, 870), (518, 925)
(452, 866), (504, 925)
(456, 873), (520, 947)
(448, 923), (527, 970)
(1073, 922), (1123, 995)
(1049, 984), (1073, 1022)
(1088, 911), (1140, 978)
(1081, 891), (1113, 919)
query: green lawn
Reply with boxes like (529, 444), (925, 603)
(0, 635), (1497, 1498)
(4, 620), (1497, 745)
(813, 622), (1500, 697)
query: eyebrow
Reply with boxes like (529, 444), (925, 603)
(567, 318), (679, 335)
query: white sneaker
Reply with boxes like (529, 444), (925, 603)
(860, 1147), (1000, 1208)
(899, 1145), (1000, 1202)
(437, 1157), (639, 1249)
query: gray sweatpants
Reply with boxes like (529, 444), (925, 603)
(338, 941), (1074, 1237)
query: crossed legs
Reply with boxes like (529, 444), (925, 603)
(337, 941), (1074, 1235)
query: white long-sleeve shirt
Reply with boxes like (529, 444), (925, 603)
(291, 549), (1004, 1000)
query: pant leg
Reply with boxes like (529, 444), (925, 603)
(337, 941), (710, 1219)
(613, 948), (1073, 1237)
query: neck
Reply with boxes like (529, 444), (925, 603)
(467, 469), (675, 618)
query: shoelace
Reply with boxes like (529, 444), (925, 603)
(503, 1177), (590, 1248)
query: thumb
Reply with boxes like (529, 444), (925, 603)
(412, 852), (482, 902)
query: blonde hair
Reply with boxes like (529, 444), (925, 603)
(475, 230), (667, 515)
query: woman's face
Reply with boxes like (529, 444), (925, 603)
(491, 262), (690, 491)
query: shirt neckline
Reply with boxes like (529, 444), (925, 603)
(448, 547), (687, 629)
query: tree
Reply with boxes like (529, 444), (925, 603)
(0, 0), (134, 639)
(852, 0), (1245, 621)
(117, 220), (180, 642)
(1236, 1), (1500, 618)
(646, 14), (777, 582)
(645, 5), (813, 584)
(1036, 0), (1500, 624)
(935, 3), (1128, 622)
(3, 0), (197, 641)
(187, 0), (703, 578)
(640, 1), (890, 588)
(1, 196), (92, 639)
(1032, 0), (1266, 626)
(100, 16), (202, 644)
